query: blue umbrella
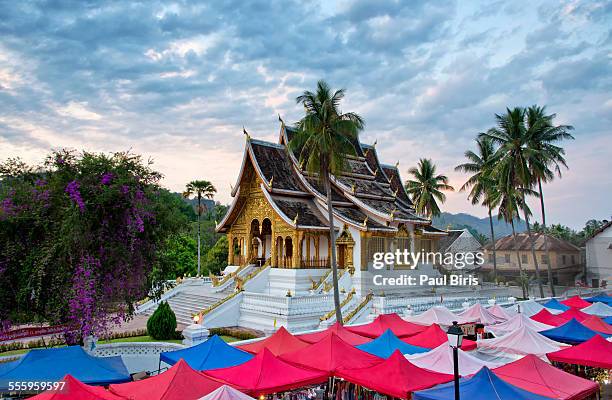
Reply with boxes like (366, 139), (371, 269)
(543, 298), (570, 312)
(540, 318), (611, 345)
(0, 346), (130, 390)
(413, 367), (553, 400)
(357, 329), (429, 358)
(160, 334), (253, 370)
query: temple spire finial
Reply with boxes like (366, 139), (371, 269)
(278, 114), (285, 126)
(243, 126), (250, 140)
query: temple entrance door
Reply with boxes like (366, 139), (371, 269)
(338, 244), (346, 268)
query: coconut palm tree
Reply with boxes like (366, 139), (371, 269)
(491, 184), (536, 298)
(405, 158), (454, 218)
(525, 105), (574, 296)
(481, 108), (545, 297)
(183, 180), (217, 276)
(455, 137), (500, 282)
(289, 80), (364, 324)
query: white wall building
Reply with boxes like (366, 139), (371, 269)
(586, 220), (612, 288)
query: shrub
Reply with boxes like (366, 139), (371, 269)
(146, 302), (177, 340)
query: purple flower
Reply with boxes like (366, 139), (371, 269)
(65, 180), (85, 212)
(0, 197), (16, 219)
(100, 173), (113, 185)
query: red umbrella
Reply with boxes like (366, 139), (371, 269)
(336, 351), (453, 399)
(560, 296), (591, 309)
(547, 335), (612, 369)
(580, 315), (612, 334)
(280, 332), (382, 375)
(402, 323), (477, 351)
(109, 359), (225, 400)
(204, 348), (327, 396)
(28, 375), (123, 400)
(296, 322), (370, 345)
(493, 354), (599, 400)
(237, 326), (310, 356)
(346, 313), (427, 338)
(558, 308), (590, 322)
(531, 309), (567, 327)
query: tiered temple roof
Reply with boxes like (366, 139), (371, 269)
(217, 123), (432, 234)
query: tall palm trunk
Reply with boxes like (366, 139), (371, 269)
(511, 221), (526, 298)
(197, 194), (201, 276)
(326, 178), (343, 324)
(487, 207), (498, 283)
(522, 194), (544, 298)
(538, 178), (555, 296)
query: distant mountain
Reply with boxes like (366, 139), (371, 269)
(433, 212), (526, 238)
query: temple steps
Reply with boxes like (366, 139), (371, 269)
(141, 292), (222, 325)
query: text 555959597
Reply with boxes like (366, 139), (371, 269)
(6, 381), (66, 392)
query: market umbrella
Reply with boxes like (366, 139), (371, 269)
(557, 308), (589, 322)
(237, 327), (310, 356)
(204, 349), (327, 397)
(581, 302), (612, 318)
(458, 303), (505, 325)
(296, 322), (370, 345)
(109, 359), (225, 400)
(540, 318), (611, 345)
(346, 313), (427, 338)
(356, 329), (429, 358)
(197, 385), (255, 400)
(476, 325), (568, 361)
(160, 335), (253, 370)
(547, 335), (612, 369)
(487, 304), (515, 321)
(336, 351), (453, 399)
(413, 367), (554, 400)
(403, 323), (477, 351)
(560, 296), (591, 309)
(280, 332), (382, 375)
(580, 315), (612, 334)
(531, 309), (567, 327)
(487, 313), (552, 337)
(27, 375), (124, 400)
(543, 298), (570, 312)
(493, 355), (598, 400)
(405, 343), (501, 375)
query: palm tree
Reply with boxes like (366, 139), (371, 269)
(289, 80), (364, 324)
(525, 105), (574, 296)
(183, 180), (217, 276)
(491, 184), (536, 298)
(455, 137), (500, 282)
(405, 158), (454, 218)
(481, 108), (545, 298)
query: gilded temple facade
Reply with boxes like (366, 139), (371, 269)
(216, 123), (446, 277)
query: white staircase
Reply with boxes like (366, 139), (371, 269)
(141, 291), (224, 325)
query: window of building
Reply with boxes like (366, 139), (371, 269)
(541, 254), (549, 264)
(488, 254), (494, 263)
(562, 255), (567, 265)
(571, 255), (576, 264)
(504, 254), (511, 263)
(521, 254), (528, 264)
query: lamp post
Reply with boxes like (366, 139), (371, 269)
(447, 321), (463, 400)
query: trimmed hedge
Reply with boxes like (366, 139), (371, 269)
(147, 302), (177, 340)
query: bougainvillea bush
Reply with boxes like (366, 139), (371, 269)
(0, 150), (187, 343)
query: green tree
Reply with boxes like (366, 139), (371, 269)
(203, 235), (229, 275)
(405, 158), (454, 218)
(525, 105), (574, 296)
(146, 301), (177, 340)
(289, 80), (364, 324)
(163, 234), (197, 278)
(482, 108), (545, 297)
(183, 180), (217, 276)
(455, 137), (499, 282)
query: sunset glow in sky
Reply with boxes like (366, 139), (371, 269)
(1, 0), (611, 228)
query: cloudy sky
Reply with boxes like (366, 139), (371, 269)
(1, 0), (610, 229)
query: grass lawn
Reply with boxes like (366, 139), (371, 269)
(0, 334), (241, 358)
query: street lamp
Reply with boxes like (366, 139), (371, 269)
(447, 321), (463, 400)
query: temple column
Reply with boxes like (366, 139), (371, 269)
(227, 232), (234, 265)
(315, 237), (320, 267)
(271, 227), (277, 267)
(293, 232), (302, 269)
(305, 235), (311, 266)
